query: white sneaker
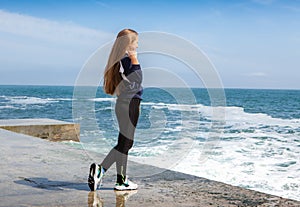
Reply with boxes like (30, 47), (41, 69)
(114, 178), (138, 191)
(88, 163), (104, 191)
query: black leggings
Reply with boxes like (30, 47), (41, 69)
(101, 98), (140, 177)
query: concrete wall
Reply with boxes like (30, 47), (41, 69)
(0, 119), (80, 142)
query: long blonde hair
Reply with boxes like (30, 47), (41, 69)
(103, 29), (138, 95)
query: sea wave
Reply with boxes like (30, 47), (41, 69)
(2, 96), (73, 105)
(91, 98), (116, 102)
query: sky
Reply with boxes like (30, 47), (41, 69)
(0, 0), (299, 89)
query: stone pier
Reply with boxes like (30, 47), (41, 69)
(0, 119), (80, 142)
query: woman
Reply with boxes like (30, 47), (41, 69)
(88, 29), (143, 191)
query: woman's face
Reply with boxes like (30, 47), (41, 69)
(129, 36), (139, 51)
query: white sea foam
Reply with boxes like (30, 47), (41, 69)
(130, 145), (169, 157)
(57, 98), (73, 101)
(172, 139), (300, 201)
(0, 105), (17, 109)
(143, 101), (300, 127)
(11, 97), (58, 105)
(91, 98), (116, 102)
(3, 96), (72, 105)
(95, 107), (113, 111)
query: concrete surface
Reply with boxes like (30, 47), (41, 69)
(0, 127), (299, 207)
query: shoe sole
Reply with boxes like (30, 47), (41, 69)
(114, 185), (138, 191)
(88, 163), (98, 191)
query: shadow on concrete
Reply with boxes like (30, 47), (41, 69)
(14, 177), (113, 191)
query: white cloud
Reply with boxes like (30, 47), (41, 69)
(0, 10), (113, 45)
(0, 10), (115, 85)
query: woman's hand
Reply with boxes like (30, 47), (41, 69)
(127, 46), (139, 64)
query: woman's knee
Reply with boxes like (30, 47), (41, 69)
(115, 138), (134, 154)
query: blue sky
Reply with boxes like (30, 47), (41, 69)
(0, 0), (299, 89)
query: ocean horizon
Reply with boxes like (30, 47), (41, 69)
(1, 84), (300, 90)
(0, 85), (299, 201)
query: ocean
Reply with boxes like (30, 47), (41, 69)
(0, 85), (299, 201)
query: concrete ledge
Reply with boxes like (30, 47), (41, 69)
(0, 128), (299, 206)
(0, 119), (80, 142)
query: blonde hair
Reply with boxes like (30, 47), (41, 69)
(103, 29), (138, 95)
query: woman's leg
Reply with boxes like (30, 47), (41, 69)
(101, 98), (140, 180)
(115, 98), (140, 182)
